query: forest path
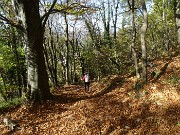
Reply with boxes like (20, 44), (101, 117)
(0, 56), (180, 135)
(52, 75), (125, 104)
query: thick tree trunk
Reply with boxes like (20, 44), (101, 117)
(13, 0), (51, 102)
(140, 0), (148, 83)
(25, 1), (51, 102)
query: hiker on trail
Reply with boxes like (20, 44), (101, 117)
(82, 72), (90, 92)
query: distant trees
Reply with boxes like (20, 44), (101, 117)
(0, 26), (26, 101)
(0, 0), (179, 103)
(44, 19), (59, 87)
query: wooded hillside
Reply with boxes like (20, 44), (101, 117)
(0, 0), (180, 134)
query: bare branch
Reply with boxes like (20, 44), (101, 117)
(42, 0), (57, 29)
(127, 0), (132, 10)
(41, 1), (96, 27)
(0, 14), (25, 31)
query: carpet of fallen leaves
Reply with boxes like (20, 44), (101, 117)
(0, 56), (180, 135)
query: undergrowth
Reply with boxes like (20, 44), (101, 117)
(0, 98), (24, 112)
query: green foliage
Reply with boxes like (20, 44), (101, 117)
(146, 0), (178, 57)
(0, 97), (24, 111)
(54, 3), (87, 15)
(177, 121), (180, 127)
(81, 43), (120, 78)
(0, 27), (26, 100)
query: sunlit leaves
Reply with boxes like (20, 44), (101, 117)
(44, 0), (98, 17)
(53, 2), (87, 15)
(0, 45), (15, 70)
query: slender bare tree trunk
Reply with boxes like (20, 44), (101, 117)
(44, 20), (58, 87)
(102, 0), (112, 48)
(130, 0), (140, 79)
(140, 0), (148, 83)
(112, 0), (119, 44)
(64, 13), (70, 85)
(162, 0), (170, 55)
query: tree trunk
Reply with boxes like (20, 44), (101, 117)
(13, 0), (51, 102)
(64, 13), (70, 85)
(140, 0), (148, 83)
(174, 0), (180, 45)
(112, 0), (119, 44)
(70, 24), (77, 84)
(44, 20), (58, 87)
(162, 0), (170, 56)
(102, 0), (112, 48)
(131, 0), (140, 79)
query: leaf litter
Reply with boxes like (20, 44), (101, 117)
(0, 56), (180, 135)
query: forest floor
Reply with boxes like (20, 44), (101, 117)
(0, 56), (180, 135)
